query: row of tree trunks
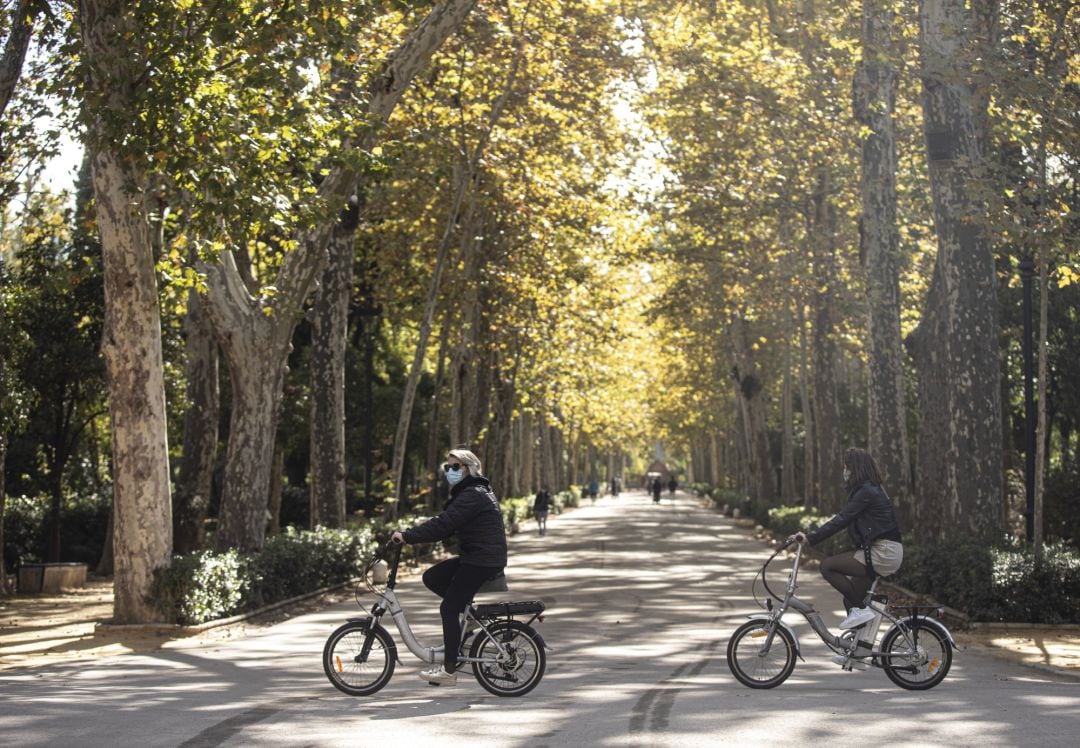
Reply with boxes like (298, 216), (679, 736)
(729, 315), (777, 506)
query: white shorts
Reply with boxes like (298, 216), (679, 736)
(853, 539), (903, 577)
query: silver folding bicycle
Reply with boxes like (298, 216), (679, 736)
(727, 537), (955, 690)
(323, 542), (548, 697)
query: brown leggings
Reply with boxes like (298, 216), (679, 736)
(820, 553), (870, 612)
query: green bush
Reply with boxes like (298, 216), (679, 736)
(500, 495), (533, 532)
(2, 494), (45, 567)
(149, 549), (248, 625)
(246, 526), (373, 608)
(892, 537), (1080, 623)
(149, 526), (378, 625)
(554, 488), (579, 513)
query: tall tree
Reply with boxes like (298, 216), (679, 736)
(855, 0), (911, 518)
(203, 0), (479, 549)
(80, 0), (173, 622)
(913, 0), (1002, 537)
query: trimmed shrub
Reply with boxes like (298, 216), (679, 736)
(246, 526), (373, 608)
(149, 549), (248, 625)
(892, 537), (1080, 623)
(501, 496), (533, 532)
(149, 526), (378, 625)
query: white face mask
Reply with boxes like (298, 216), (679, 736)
(843, 467), (851, 484)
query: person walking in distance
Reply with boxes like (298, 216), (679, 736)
(392, 448), (507, 686)
(651, 477), (662, 504)
(533, 487), (552, 536)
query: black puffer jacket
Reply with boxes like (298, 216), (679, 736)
(807, 480), (902, 549)
(402, 475), (507, 568)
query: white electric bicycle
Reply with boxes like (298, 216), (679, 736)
(323, 542), (548, 697)
(727, 537), (955, 690)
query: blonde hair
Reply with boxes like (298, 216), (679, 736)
(447, 448), (483, 477)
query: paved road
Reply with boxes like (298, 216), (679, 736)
(1, 491), (1077, 747)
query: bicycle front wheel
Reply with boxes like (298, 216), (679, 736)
(727, 620), (797, 689)
(880, 620), (952, 690)
(323, 621), (396, 696)
(469, 621), (546, 697)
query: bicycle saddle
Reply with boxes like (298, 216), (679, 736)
(476, 571), (509, 594)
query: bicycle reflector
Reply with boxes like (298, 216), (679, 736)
(335, 656), (343, 673)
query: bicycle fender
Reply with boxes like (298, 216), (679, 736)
(347, 616), (374, 628)
(747, 614), (802, 659)
(898, 616), (958, 650)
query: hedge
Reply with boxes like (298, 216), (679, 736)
(695, 483), (1080, 623)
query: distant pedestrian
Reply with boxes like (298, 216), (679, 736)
(667, 476), (677, 497)
(651, 477), (662, 504)
(588, 479), (600, 502)
(533, 487), (552, 536)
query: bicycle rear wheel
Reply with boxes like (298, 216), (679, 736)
(727, 620), (797, 689)
(323, 621), (396, 696)
(881, 620), (952, 690)
(469, 620), (545, 697)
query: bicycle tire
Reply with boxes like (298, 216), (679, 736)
(880, 620), (952, 690)
(469, 620), (545, 697)
(323, 621), (396, 696)
(727, 620), (797, 689)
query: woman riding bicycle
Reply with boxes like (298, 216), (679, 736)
(391, 448), (507, 686)
(794, 447), (903, 630)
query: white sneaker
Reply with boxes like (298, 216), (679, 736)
(839, 607), (876, 629)
(419, 665), (458, 686)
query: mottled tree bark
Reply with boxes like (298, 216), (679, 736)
(174, 290), (218, 554)
(0, 0), (35, 120)
(781, 304), (796, 502)
(309, 217), (355, 529)
(856, 0), (911, 523)
(0, 434), (8, 594)
(91, 146), (173, 621)
(915, 0), (1002, 537)
(81, 0), (173, 622)
(729, 316), (777, 505)
(809, 172), (843, 509)
(798, 302), (816, 508)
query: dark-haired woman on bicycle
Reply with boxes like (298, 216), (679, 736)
(391, 448), (507, 686)
(794, 447), (903, 630)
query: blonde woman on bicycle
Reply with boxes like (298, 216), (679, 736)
(391, 448), (507, 686)
(794, 447), (903, 630)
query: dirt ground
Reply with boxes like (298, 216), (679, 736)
(0, 578), (354, 672)
(1, 577), (1077, 677)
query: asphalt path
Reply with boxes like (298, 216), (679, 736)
(1, 490), (1077, 747)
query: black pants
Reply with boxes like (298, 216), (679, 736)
(820, 553), (871, 612)
(422, 557), (502, 672)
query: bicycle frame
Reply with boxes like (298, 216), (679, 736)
(363, 546), (516, 666)
(760, 542), (946, 665)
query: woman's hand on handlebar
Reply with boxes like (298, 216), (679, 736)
(390, 531), (405, 545)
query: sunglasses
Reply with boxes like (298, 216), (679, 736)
(442, 463), (463, 472)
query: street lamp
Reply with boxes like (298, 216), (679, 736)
(1019, 254), (1035, 542)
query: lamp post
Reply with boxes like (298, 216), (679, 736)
(1019, 254), (1036, 542)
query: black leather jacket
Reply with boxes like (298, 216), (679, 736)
(403, 475), (507, 568)
(807, 480), (902, 549)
